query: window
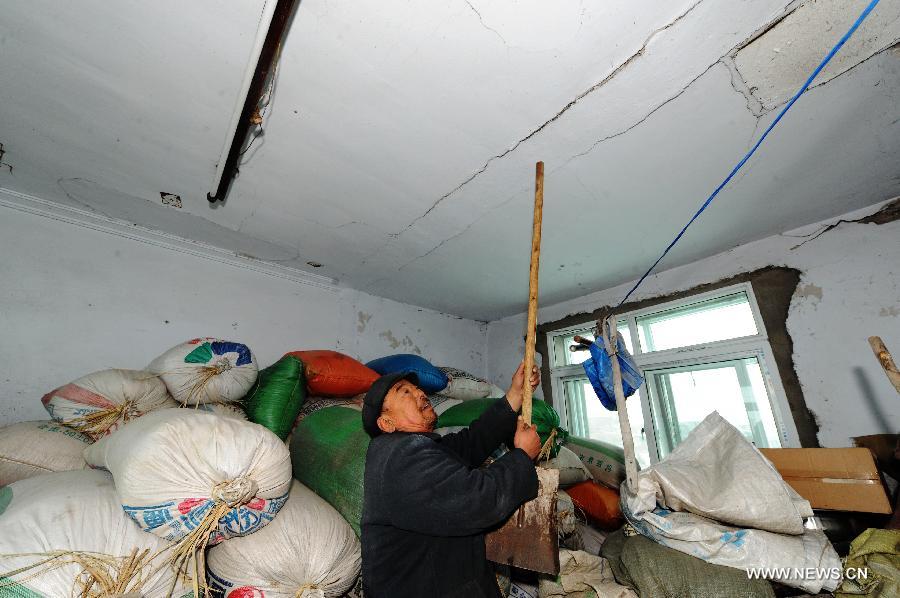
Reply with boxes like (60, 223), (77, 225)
(548, 283), (799, 465)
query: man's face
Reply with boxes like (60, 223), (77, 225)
(377, 379), (437, 434)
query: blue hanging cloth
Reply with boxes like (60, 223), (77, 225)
(582, 334), (643, 411)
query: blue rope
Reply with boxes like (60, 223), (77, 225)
(617, 0), (882, 307)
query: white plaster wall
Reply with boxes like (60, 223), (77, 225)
(0, 203), (487, 426)
(486, 199), (900, 448)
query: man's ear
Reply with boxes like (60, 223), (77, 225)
(377, 415), (396, 434)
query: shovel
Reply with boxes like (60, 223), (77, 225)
(485, 161), (560, 575)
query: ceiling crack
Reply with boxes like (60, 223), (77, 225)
(560, 59), (720, 168)
(392, 0), (706, 238)
(463, 0), (508, 47)
(720, 54), (764, 117)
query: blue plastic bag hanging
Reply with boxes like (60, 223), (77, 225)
(582, 333), (643, 411)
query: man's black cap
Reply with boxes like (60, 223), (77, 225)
(362, 371), (420, 438)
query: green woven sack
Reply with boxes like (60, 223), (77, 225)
(601, 529), (775, 598)
(243, 355), (306, 440)
(436, 398), (566, 457)
(0, 579), (42, 598)
(289, 405), (369, 537)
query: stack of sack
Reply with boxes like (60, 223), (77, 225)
(0, 339), (362, 597)
(618, 411), (841, 595)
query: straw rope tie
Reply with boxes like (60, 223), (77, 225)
(295, 583), (324, 598)
(211, 477), (258, 507)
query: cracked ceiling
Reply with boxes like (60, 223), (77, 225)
(1, 0), (899, 321)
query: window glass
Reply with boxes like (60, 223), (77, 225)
(636, 292), (758, 352)
(562, 377), (650, 467)
(646, 356), (781, 458)
(555, 321), (633, 367)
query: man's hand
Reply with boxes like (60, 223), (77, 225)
(513, 416), (541, 461)
(506, 360), (541, 413)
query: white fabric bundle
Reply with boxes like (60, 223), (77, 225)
(148, 338), (258, 405)
(0, 420), (90, 485)
(622, 412), (840, 593)
(41, 369), (176, 439)
(0, 470), (190, 597)
(538, 550), (637, 598)
(437, 367), (494, 400)
(207, 481), (361, 598)
(84, 409), (292, 545)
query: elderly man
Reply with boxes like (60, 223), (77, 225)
(360, 362), (542, 598)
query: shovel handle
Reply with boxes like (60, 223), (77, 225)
(522, 162), (544, 426)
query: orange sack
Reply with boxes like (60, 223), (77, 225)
(567, 480), (623, 530)
(286, 350), (379, 397)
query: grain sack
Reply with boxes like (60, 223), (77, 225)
(538, 550), (638, 598)
(149, 338), (258, 405)
(84, 408), (291, 580)
(287, 351), (377, 398)
(366, 354), (449, 394)
(195, 403), (247, 420)
(0, 470), (191, 598)
(563, 437), (628, 489)
(243, 354), (306, 440)
(428, 394), (463, 416)
(41, 369), (176, 439)
(601, 529), (776, 598)
(438, 398), (566, 457)
(567, 481), (623, 531)
(438, 367), (494, 400)
(207, 481), (360, 597)
(0, 421), (90, 486)
(290, 405), (369, 536)
(547, 446), (592, 488)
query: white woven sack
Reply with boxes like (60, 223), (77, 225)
(0, 470), (191, 597)
(437, 367), (493, 401)
(547, 446), (593, 488)
(148, 338), (258, 405)
(41, 369), (176, 439)
(195, 402), (247, 420)
(83, 408), (292, 546)
(622, 411), (840, 593)
(0, 421), (90, 486)
(207, 480), (360, 598)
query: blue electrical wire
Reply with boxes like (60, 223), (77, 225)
(617, 0), (882, 307)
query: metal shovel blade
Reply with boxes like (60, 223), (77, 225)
(486, 466), (560, 575)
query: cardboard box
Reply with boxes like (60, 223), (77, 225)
(760, 448), (892, 514)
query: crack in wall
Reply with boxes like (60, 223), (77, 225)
(463, 0), (507, 47)
(392, 0), (705, 239)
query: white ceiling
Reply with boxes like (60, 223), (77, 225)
(2, 0), (899, 321)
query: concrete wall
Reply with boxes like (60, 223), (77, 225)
(486, 198), (900, 448)
(0, 193), (487, 426)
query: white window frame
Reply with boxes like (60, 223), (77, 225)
(547, 282), (800, 465)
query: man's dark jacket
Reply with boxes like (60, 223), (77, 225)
(361, 398), (538, 597)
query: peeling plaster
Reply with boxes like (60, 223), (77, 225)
(734, 0), (900, 109)
(880, 306), (900, 317)
(796, 283), (823, 300)
(357, 311), (373, 333)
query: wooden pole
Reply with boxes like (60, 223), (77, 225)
(869, 336), (900, 395)
(603, 317), (639, 490)
(522, 161), (544, 426)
